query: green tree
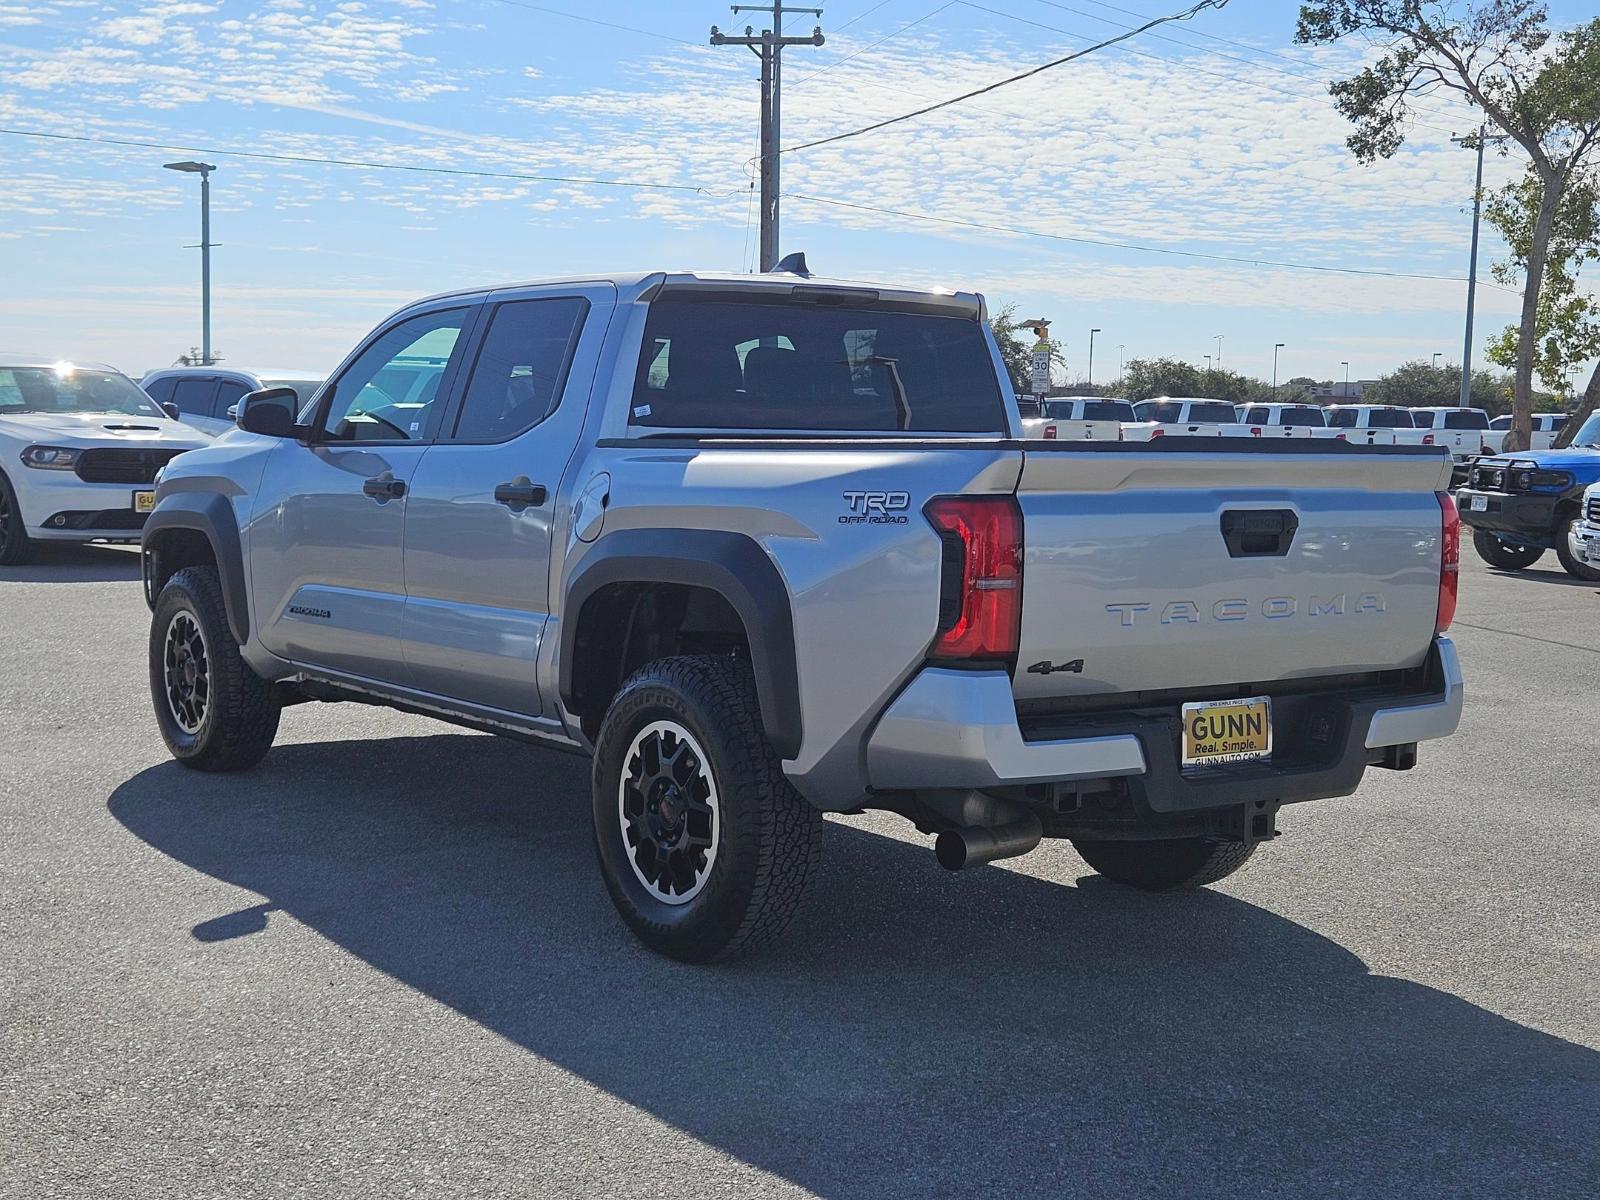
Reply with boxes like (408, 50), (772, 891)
(1485, 171), (1600, 444)
(1363, 360), (1512, 412)
(1296, 5), (1600, 451)
(1108, 359), (1281, 403)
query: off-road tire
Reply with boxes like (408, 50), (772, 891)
(0, 471), (35, 566)
(1554, 514), (1600, 581)
(592, 655), (823, 963)
(1071, 836), (1257, 892)
(1471, 528), (1543, 571)
(150, 566), (280, 771)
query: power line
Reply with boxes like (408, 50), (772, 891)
(0, 126), (728, 195)
(782, 191), (1522, 291)
(478, 0), (701, 47)
(789, 1), (959, 86)
(780, 0), (1229, 154)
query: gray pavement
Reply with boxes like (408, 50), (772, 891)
(1, 543), (1596, 1199)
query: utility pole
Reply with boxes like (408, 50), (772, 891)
(164, 160), (217, 364)
(712, 4), (824, 272)
(1452, 125), (1508, 407)
(1273, 342), (1285, 398)
(1088, 328), (1100, 387)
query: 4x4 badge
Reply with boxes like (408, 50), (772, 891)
(1026, 659), (1084, 675)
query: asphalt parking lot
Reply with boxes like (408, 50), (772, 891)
(2, 545), (1596, 1199)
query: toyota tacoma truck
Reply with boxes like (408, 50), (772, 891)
(140, 268), (1465, 962)
(1457, 411), (1600, 580)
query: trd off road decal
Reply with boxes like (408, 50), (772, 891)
(840, 490), (910, 525)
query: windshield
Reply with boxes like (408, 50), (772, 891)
(1572, 412), (1600, 448)
(0, 366), (164, 418)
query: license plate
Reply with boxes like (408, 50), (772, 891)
(1181, 696), (1272, 769)
(133, 490), (156, 513)
(1469, 495), (1488, 511)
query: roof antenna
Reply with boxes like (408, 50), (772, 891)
(774, 251), (811, 277)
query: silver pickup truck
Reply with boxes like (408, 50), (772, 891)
(141, 269), (1464, 962)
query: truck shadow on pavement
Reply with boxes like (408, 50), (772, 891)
(0, 543), (141, 583)
(108, 733), (1598, 1200)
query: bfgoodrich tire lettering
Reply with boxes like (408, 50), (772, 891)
(1071, 836), (1257, 892)
(592, 656), (823, 962)
(149, 565), (281, 771)
(1470, 528), (1542, 571)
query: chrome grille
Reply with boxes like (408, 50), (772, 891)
(1587, 495), (1600, 524)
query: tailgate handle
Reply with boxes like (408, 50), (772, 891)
(1220, 509), (1299, 557)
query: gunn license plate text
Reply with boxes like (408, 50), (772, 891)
(1181, 697), (1272, 768)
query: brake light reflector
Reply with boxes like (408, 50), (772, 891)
(1435, 491), (1459, 635)
(926, 496), (1023, 661)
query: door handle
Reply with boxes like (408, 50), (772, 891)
(1220, 509), (1299, 558)
(494, 479), (547, 510)
(362, 473), (406, 501)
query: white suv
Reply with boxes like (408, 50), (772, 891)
(139, 367), (324, 436)
(0, 359), (210, 564)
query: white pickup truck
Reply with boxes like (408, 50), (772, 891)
(1125, 397), (1247, 440)
(1411, 407), (1493, 464)
(1324, 404), (1438, 448)
(1237, 402), (1331, 439)
(1020, 396), (1136, 441)
(1482, 412), (1569, 455)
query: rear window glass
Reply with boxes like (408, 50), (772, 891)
(1279, 407), (1326, 427)
(630, 297), (1004, 432)
(1490, 415), (1512, 430)
(1328, 408), (1356, 428)
(1081, 400), (1134, 422)
(1445, 410), (1489, 429)
(1243, 407), (1269, 423)
(1413, 411), (1437, 427)
(1189, 402), (1238, 424)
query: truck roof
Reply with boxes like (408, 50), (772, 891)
(405, 269), (985, 319)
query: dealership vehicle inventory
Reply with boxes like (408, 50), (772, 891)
(140, 268), (1465, 962)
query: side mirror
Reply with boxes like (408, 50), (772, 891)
(237, 386), (298, 437)
(161, 401), (181, 422)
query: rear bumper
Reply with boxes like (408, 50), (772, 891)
(865, 638), (1462, 812)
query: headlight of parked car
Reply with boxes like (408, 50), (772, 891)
(20, 445), (81, 470)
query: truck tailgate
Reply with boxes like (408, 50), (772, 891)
(1012, 444), (1454, 701)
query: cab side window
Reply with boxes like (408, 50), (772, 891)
(451, 297), (587, 441)
(318, 308), (469, 442)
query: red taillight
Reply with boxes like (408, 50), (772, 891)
(926, 496), (1022, 661)
(1150, 427), (1165, 439)
(1043, 424), (1058, 440)
(1251, 426), (1263, 437)
(1435, 491), (1459, 635)
(1423, 433), (1434, 445)
(1335, 432), (1348, 441)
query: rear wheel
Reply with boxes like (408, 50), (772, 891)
(149, 566), (281, 770)
(1471, 529), (1543, 571)
(1555, 515), (1600, 581)
(1071, 837), (1256, 892)
(0, 472), (34, 566)
(592, 656), (823, 962)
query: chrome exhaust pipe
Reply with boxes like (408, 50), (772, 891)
(935, 813), (1043, 871)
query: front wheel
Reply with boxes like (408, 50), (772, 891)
(1555, 515), (1600, 581)
(592, 656), (823, 962)
(149, 566), (281, 770)
(1471, 528), (1543, 571)
(1071, 837), (1256, 892)
(0, 471), (34, 566)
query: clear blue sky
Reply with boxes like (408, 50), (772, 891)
(2, 0), (1595, 390)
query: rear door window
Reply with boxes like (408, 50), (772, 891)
(630, 296), (1005, 432)
(451, 297), (587, 441)
(170, 377), (218, 417)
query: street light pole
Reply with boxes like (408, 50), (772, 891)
(1088, 327), (1101, 387)
(1273, 343), (1285, 397)
(1204, 355), (1212, 371)
(1452, 125), (1508, 407)
(1433, 352), (1441, 368)
(1341, 361), (1350, 393)
(1214, 334), (1223, 370)
(164, 160), (217, 365)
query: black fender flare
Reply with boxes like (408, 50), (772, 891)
(559, 529), (802, 759)
(141, 492), (251, 644)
